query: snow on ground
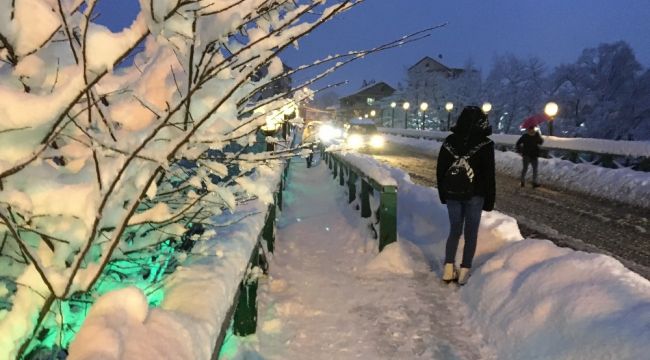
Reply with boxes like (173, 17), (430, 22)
(222, 156), (494, 360)
(385, 134), (650, 209)
(224, 151), (650, 360)
(69, 145), (650, 360)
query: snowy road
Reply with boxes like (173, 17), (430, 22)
(372, 142), (650, 279)
(234, 158), (494, 359)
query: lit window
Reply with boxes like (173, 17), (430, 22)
(367, 97), (375, 105)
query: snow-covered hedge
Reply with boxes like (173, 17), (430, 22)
(0, 1), (357, 358)
(68, 168), (279, 359)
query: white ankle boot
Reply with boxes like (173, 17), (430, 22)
(458, 267), (471, 285)
(442, 263), (457, 282)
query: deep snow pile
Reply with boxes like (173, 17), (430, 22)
(385, 134), (650, 209)
(367, 152), (650, 360)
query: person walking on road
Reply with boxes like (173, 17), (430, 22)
(436, 106), (496, 285)
(516, 126), (544, 188)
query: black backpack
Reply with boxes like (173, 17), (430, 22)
(441, 140), (490, 199)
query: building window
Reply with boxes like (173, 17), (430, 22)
(367, 97), (375, 105)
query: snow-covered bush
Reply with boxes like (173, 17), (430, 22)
(0, 0), (360, 358)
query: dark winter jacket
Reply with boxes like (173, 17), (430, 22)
(516, 132), (544, 158)
(436, 106), (496, 211)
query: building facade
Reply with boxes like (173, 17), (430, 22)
(338, 82), (395, 123)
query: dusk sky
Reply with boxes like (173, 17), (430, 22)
(97, 1), (650, 96)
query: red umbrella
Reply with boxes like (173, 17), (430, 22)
(520, 113), (549, 129)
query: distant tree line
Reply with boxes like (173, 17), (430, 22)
(398, 41), (650, 140)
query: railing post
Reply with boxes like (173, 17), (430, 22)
(233, 245), (259, 336)
(361, 179), (371, 218)
(328, 154), (333, 170)
(379, 186), (397, 251)
(348, 171), (357, 203)
(333, 158), (338, 178)
(277, 181), (283, 211)
(263, 204), (275, 254)
(339, 164), (345, 186)
(283, 162), (289, 181)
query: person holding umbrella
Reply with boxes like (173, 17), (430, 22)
(516, 115), (545, 188)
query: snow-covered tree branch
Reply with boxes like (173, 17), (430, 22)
(0, 0), (360, 357)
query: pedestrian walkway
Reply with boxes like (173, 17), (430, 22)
(237, 156), (495, 359)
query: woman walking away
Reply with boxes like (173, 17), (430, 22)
(436, 106), (496, 285)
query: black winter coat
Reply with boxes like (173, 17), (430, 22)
(516, 132), (544, 158)
(436, 133), (496, 211)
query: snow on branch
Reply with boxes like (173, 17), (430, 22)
(0, 0), (368, 358)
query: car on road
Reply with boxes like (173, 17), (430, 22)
(343, 119), (386, 152)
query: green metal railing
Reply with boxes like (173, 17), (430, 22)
(211, 158), (290, 359)
(322, 151), (397, 252)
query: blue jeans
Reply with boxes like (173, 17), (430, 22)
(444, 196), (484, 268)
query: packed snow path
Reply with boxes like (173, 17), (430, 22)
(238, 157), (494, 359)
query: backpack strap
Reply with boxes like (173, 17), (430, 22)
(442, 142), (459, 159)
(465, 139), (491, 158)
(443, 139), (491, 159)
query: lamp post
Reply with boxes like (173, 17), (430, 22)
(419, 102), (428, 130)
(390, 102), (396, 127)
(544, 102), (559, 136)
(481, 102), (492, 128)
(445, 102), (454, 131)
(282, 105), (296, 140)
(402, 102), (410, 128)
(370, 109), (376, 123)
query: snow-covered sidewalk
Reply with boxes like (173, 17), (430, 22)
(222, 157), (494, 359)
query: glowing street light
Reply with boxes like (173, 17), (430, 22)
(402, 102), (410, 128)
(390, 102), (397, 127)
(482, 102), (492, 114)
(260, 110), (282, 151)
(445, 102), (454, 131)
(544, 101), (559, 136)
(370, 109), (376, 117)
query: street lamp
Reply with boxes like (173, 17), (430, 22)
(419, 102), (428, 130)
(445, 102), (454, 131)
(402, 102), (410, 128)
(260, 111), (282, 151)
(390, 102), (396, 127)
(482, 102), (492, 114)
(544, 102), (559, 136)
(282, 104), (296, 140)
(370, 109), (376, 118)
